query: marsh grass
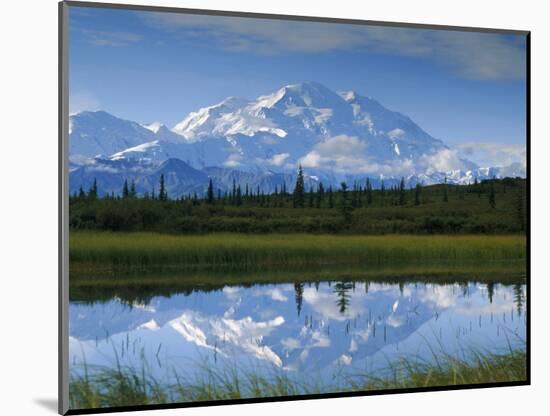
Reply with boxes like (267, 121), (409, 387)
(69, 348), (526, 410)
(355, 349), (526, 390)
(69, 264), (526, 305)
(70, 232), (526, 272)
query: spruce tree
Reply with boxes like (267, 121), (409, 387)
(231, 179), (237, 204)
(316, 182), (324, 209)
(78, 186), (85, 199)
(366, 178), (373, 205)
(351, 182), (358, 208)
(308, 187), (314, 208)
(487, 282), (495, 303)
(159, 174), (167, 201)
(89, 178), (98, 200)
(207, 179), (214, 204)
(293, 165), (305, 208)
(399, 177), (406, 206)
(474, 178), (481, 198)
(122, 179), (129, 199)
(489, 180), (496, 208)
(129, 181), (136, 198)
(334, 281), (353, 314)
(443, 177), (449, 203)
(236, 185), (243, 206)
(415, 183), (422, 205)
(513, 284), (524, 316)
(340, 182), (353, 224)
(328, 186), (334, 208)
(294, 283), (304, 317)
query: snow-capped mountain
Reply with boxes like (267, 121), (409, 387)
(70, 111), (186, 159)
(68, 82), (525, 196)
(167, 81), (457, 174)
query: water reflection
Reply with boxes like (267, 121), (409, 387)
(69, 280), (526, 384)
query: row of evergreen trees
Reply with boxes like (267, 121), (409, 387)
(72, 167), (515, 212)
(292, 280), (525, 318)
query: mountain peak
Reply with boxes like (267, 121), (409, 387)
(68, 81), (523, 196)
(69, 110), (163, 158)
(283, 81), (329, 92)
(172, 96), (250, 140)
(277, 81), (342, 107)
(72, 109), (115, 119)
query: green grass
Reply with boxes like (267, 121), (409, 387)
(70, 264), (525, 304)
(359, 350), (526, 390)
(70, 232), (526, 271)
(69, 349), (527, 410)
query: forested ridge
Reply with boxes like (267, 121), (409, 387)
(69, 168), (527, 235)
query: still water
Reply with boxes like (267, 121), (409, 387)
(69, 279), (526, 386)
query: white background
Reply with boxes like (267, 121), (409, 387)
(0, 0), (547, 414)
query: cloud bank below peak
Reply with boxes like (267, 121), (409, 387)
(454, 142), (526, 168)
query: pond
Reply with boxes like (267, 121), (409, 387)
(69, 275), (527, 392)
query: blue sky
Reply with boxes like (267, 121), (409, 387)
(69, 5), (527, 155)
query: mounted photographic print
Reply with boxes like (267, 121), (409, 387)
(59, 1), (530, 414)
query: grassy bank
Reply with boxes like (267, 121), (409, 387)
(70, 264), (526, 304)
(70, 232), (526, 272)
(69, 350), (527, 410)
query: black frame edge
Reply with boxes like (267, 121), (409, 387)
(525, 31), (531, 386)
(66, 381), (530, 415)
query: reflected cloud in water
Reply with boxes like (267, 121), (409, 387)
(69, 280), (526, 383)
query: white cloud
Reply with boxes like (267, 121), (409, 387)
(223, 153), (243, 167)
(419, 284), (458, 309)
(299, 135), (367, 170)
(300, 151), (322, 168)
(361, 27), (526, 80)
(81, 29), (143, 47)
(253, 287), (289, 302)
(281, 337), (301, 352)
(267, 153), (290, 167)
(454, 142), (526, 168)
(388, 128), (405, 139)
(316, 135), (366, 156)
(142, 12), (526, 80)
(298, 134), (417, 176)
(419, 148), (469, 172)
(302, 287), (363, 321)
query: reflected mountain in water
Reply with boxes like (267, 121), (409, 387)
(69, 280), (526, 383)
